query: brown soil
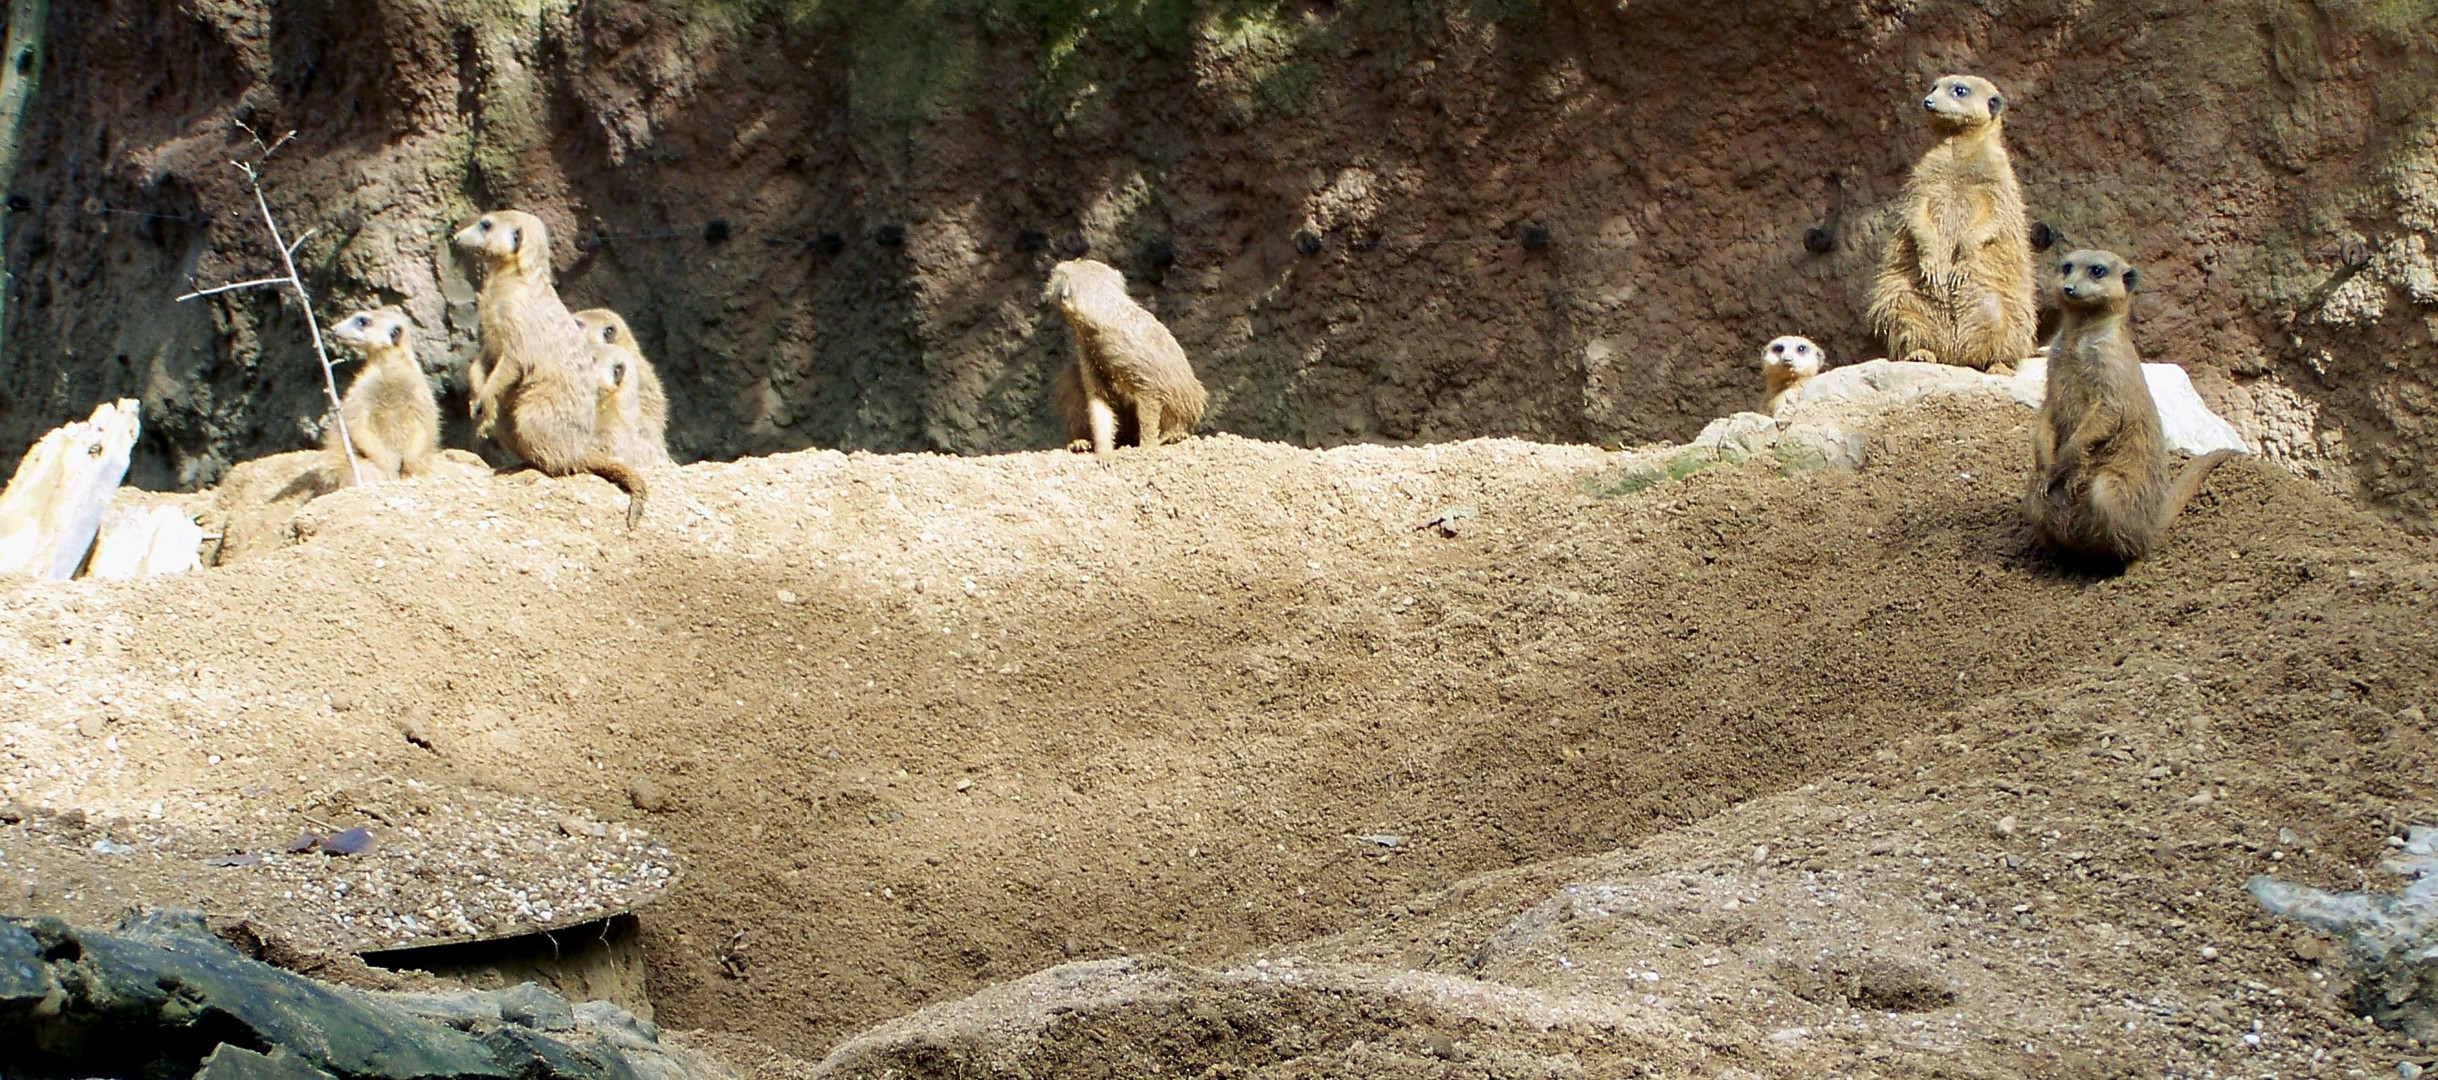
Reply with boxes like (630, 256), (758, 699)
(3, 391), (2434, 1074)
(8, 1), (2437, 530)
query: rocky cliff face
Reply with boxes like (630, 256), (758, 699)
(5, 1), (2434, 525)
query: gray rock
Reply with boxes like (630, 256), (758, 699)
(194, 1046), (342, 1080)
(0, 911), (738, 1080)
(2253, 825), (2438, 1040)
(497, 981), (578, 1031)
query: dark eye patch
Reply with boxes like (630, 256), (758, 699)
(2089, 264), (2108, 280)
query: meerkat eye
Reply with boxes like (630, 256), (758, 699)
(1796, 344), (1811, 355)
(1952, 85), (1970, 97)
(389, 325), (403, 345)
(478, 219), (492, 232)
(2089, 264), (2108, 280)
(1770, 343), (1785, 355)
(2058, 262), (2074, 276)
(509, 227), (523, 252)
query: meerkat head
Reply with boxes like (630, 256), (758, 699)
(1042, 258), (1124, 310)
(594, 351), (633, 398)
(1922, 75), (2004, 133)
(1760, 335), (1825, 378)
(573, 308), (638, 353)
(2053, 249), (2138, 313)
(329, 307), (413, 353)
(452, 209), (552, 277)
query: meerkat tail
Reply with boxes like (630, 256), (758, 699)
(579, 451), (649, 529)
(2151, 449), (2234, 538)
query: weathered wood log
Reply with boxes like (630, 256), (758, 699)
(86, 501), (204, 580)
(0, 399), (140, 579)
(0, 911), (737, 1080)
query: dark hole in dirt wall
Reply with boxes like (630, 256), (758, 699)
(360, 913), (655, 1021)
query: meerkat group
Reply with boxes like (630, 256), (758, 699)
(1747, 73), (2230, 565)
(452, 210), (663, 528)
(301, 71), (2226, 566)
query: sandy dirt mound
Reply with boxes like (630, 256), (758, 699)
(2, 386), (2434, 1073)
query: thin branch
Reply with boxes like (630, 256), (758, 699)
(188, 124), (364, 486)
(174, 277), (287, 302)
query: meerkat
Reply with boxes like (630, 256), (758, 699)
(2026, 250), (2232, 565)
(573, 309), (674, 468)
(324, 307), (440, 483)
(1866, 74), (2038, 372)
(1043, 258), (1207, 455)
(453, 210), (648, 527)
(1760, 335), (1826, 413)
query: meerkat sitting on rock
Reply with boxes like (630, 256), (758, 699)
(1044, 258), (1207, 455)
(2026, 249), (2231, 566)
(1867, 74), (2038, 372)
(454, 209), (648, 527)
(326, 307), (440, 484)
(574, 309), (674, 468)
(1760, 335), (1826, 413)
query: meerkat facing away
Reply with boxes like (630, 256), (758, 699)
(324, 307), (440, 484)
(573, 309), (673, 467)
(1044, 259), (1206, 455)
(1760, 335), (1826, 413)
(454, 210), (648, 527)
(2026, 250), (2231, 565)
(1866, 75), (2038, 372)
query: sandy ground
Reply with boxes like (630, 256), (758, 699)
(3, 388), (2434, 1076)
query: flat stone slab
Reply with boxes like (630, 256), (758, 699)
(0, 910), (734, 1080)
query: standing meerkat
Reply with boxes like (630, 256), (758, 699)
(454, 210), (648, 527)
(1867, 74), (2038, 371)
(573, 309), (674, 468)
(1044, 259), (1206, 455)
(1759, 335), (1826, 413)
(2026, 250), (2231, 565)
(325, 307), (440, 483)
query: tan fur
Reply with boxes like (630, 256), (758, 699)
(1044, 259), (1206, 455)
(453, 210), (648, 527)
(1760, 335), (1825, 413)
(1867, 75), (2038, 372)
(2026, 250), (2231, 565)
(574, 309), (674, 468)
(325, 308), (440, 483)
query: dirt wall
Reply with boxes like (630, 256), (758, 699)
(3, 0), (2435, 523)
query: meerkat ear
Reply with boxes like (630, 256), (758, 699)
(509, 226), (523, 253)
(1988, 94), (2003, 116)
(2122, 266), (2139, 290)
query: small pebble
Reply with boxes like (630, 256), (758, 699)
(2201, 946), (2221, 962)
(1994, 815), (2017, 838)
(629, 778), (669, 813)
(954, 779), (973, 793)
(2400, 1061), (2423, 1080)
(75, 715), (107, 739)
(329, 692), (356, 712)
(1423, 1033), (1462, 1061)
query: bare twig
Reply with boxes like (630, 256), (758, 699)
(178, 126), (363, 485)
(173, 277), (286, 301)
